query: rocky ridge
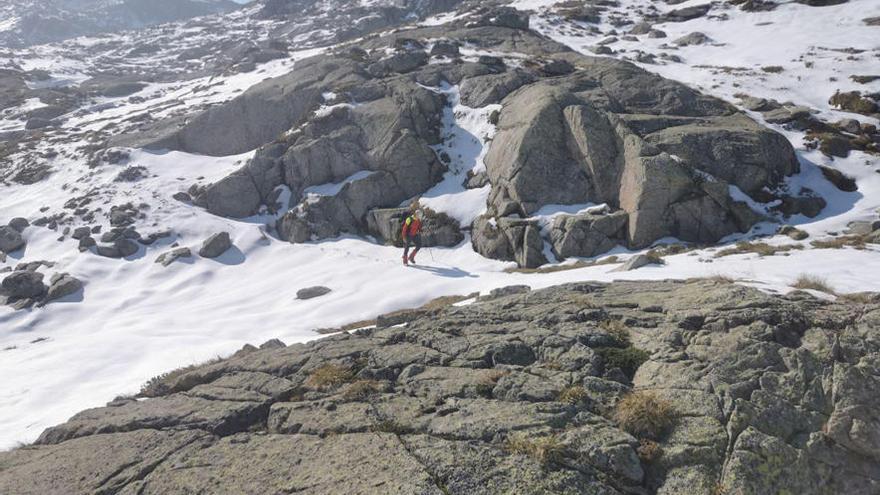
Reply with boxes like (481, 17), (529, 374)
(136, 8), (812, 268)
(2, 279), (879, 494)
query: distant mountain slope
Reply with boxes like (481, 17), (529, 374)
(0, 0), (239, 48)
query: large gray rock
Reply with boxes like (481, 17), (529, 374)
(42, 273), (83, 303)
(198, 232), (233, 258)
(365, 208), (462, 247)
(8, 218), (29, 233)
(549, 210), (628, 259)
(204, 173), (261, 219)
(481, 65), (792, 253)
(0, 226), (25, 253)
(471, 216), (547, 268)
(1, 270), (46, 299)
(642, 114), (798, 194)
(201, 66), (447, 223)
(112, 56), (366, 156)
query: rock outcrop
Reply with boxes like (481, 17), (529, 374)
(115, 10), (807, 267)
(2, 279), (878, 494)
(0, 269), (83, 310)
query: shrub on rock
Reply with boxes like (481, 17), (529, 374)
(614, 391), (676, 439)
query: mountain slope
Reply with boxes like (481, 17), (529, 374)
(0, 0), (239, 47)
(2, 280), (879, 494)
(0, 0), (878, 472)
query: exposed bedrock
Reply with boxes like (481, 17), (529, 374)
(125, 11), (810, 267)
(2, 280), (879, 494)
(480, 66), (799, 257)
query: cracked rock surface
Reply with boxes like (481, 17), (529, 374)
(1, 279), (878, 494)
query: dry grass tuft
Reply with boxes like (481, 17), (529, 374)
(420, 293), (480, 311)
(810, 235), (867, 250)
(597, 346), (650, 380)
(304, 364), (355, 391)
(614, 391), (676, 439)
(711, 481), (728, 495)
(139, 356), (224, 398)
(637, 439), (663, 462)
(476, 369), (508, 397)
(505, 433), (565, 467)
(558, 385), (589, 405)
(600, 319), (631, 345)
(505, 256), (619, 274)
(317, 293), (479, 334)
(792, 274), (836, 294)
(341, 379), (382, 401)
(838, 292), (880, 305)
(715, 241), (803, 258)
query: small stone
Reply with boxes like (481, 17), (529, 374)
(818, 165), (858, 192)
(72, 227), (92, 240)
(139, 230), (173, 246)
(101, 230), (122, 243)
(838, 118), (862, 134)
(778, 225), (809, 240)
(155, 247), (192, 267)
(198, 232), (232, 258)
(42, 274), (83, 304)
(613, 254), (663, 272)
(0, 226), (25, 254)
(8, 218), (29, 233)
(78, 236), (96, 252)
(297, 286), (332, 300)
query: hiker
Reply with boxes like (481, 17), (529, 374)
(401, 210), (422, 265)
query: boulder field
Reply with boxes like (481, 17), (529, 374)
(116, 8), (813, 268)
(2, 279), (879, 494)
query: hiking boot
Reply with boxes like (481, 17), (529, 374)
(408, 253), (416, 264)
(403, 255), (409, 266)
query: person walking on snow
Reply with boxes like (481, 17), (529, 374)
(402, 210), (423, 265)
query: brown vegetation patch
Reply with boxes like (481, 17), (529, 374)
(714, 241), (803, 258)
(304, 364), (355, 390)
(614, 391), (676, 439)
(505, 433), (565, 467)
(792, 274), (836, 294)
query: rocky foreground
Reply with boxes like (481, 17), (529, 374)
(1, 279), (879, 494)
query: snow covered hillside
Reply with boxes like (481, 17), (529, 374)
(1, 0), (879, 450)
(0, 0), (240, 48)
